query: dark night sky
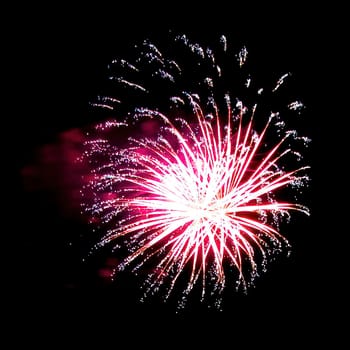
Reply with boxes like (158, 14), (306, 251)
(14, 6), (340, 342)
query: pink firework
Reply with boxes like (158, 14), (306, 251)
(81, 34), (310, 306)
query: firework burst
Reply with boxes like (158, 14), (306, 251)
(81, 33), (310, 307)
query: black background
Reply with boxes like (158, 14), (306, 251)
(14, 4), (340, 344)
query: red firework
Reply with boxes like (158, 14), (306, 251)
(81, 34), (310, 306)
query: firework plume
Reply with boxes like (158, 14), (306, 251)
(81, 33), (310, 307)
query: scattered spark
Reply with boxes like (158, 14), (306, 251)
(273, 73), (290, 92)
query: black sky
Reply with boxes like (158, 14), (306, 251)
(15, 6), (337, 341)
